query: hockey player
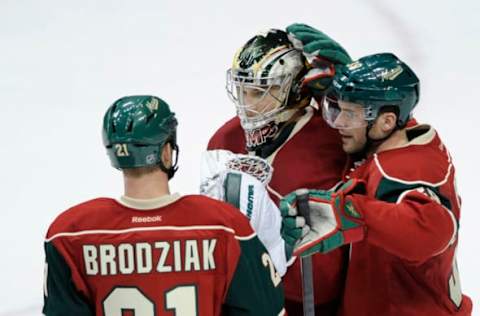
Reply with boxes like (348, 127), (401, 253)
(207, 25), (351, 315)
(281, 53), (473, 315)
(42, 95), (285, 316)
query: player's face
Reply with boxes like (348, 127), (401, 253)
(241, 85), (283, 117)
(335, 101), (368, 154)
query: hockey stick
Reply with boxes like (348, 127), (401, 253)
(296, 189), (315, 316)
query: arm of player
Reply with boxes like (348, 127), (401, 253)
(43, 242), (94, 316)
(350, 187), (457, 263)
(282, 180), (457, 263)
(222, 236), (285, 316)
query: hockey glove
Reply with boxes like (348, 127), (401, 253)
(287, 23), (352, 65)
(280, 179), (365, 257)
(286, 23), (352, 95)
(199, 150), (289, 275)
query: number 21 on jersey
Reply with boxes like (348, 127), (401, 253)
(103, 285), (198, 316)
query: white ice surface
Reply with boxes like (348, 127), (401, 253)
(0, 0), (478, 314)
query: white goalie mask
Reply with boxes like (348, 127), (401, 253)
(226, 29), (306, 132)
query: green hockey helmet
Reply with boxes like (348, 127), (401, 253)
(102, 95), (179, 178)
(323, 53), (420, 129)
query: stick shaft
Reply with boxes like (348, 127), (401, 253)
(296, 190), (315, 316)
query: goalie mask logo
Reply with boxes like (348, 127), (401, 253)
(245, 121), (279, 150)
(237, 29), (289, 70)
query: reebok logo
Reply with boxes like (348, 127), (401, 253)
(131, 215), (162, 223)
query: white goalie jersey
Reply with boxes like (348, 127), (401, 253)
(200, 149), (288, 276)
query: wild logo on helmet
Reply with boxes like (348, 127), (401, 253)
(146, 97), (159, 112)
(380, 65), (404, 81)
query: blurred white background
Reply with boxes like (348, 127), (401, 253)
(0, 0), (478, 314)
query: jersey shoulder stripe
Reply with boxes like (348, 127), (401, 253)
(46, 225), (256, 243)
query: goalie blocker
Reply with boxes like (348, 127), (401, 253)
(200, 150), (289, 276)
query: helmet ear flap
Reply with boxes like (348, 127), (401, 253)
(158, 138), (179, 180)
(169, 143), (180, 179)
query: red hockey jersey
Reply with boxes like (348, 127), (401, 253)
(43, 194), (285, 316)
(208, 108), (349, 313)
(342, 125), (472, 316)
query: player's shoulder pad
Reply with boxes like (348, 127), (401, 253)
(374, 125), (453, 186)
(207, 116), (246, 152)
(179, 195), (256, 241)
(46, 198), (117, 240)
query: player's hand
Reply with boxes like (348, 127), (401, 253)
(287, 23), (351, 65)
(280, 179), (366, 257)
(286, 23), (352, 95)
